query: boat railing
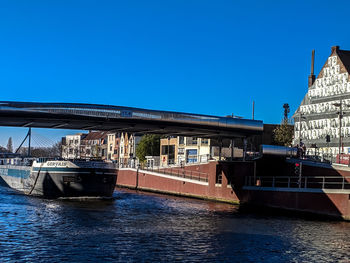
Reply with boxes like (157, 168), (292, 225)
(0, 164), (31, 170)
(245, 175), (350, 190)
(72, 160), (118, 169)
(36, 157), (57, 163)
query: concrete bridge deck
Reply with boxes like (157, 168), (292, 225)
(0, 101), (263, 138)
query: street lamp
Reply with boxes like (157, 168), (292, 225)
(333, 100), (343, 160)
(332, 100), (350, 163)
(298, 110), (306, 145)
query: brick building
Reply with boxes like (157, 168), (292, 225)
(62, 131), (108, 160)
(80, 131), (109, 160)
(62, 133), (86, 159)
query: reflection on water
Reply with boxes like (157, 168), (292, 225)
(0, 186), (349, 262)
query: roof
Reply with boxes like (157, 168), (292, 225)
(292, 46), (350, 119)
(337, 48), (350, 74)
(83, 131), (109, 141)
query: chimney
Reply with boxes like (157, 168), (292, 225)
(308, 49), (316, 88)
(331, 46), (340, 53)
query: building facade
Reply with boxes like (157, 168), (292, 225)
(62, 133), (86, 159)
(62, 131), (109, 160)
(119, 133), (141, 167)
(294, 46), (350, 156)
(80, 131), (109, 160)
(159, 136), (237, 166)
(107, 133), (120, 162)
(62, 131), (140, 165)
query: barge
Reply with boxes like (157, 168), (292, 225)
(0, 155), (117, 198)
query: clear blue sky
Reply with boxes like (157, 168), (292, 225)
(1, 0), (349, 148)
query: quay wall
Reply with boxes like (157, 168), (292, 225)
(242, 188), (350, 220)
(115, 160), (350, 220)
(116, 161), (253, 203)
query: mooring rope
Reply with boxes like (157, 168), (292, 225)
(28, 162), (44, 195)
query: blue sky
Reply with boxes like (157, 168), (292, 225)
(1, 0), (349, 147)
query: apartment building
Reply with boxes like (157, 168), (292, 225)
(62, 131), (108, 160)
(62, 133), (86, 159)
(119, 132), (141, 167)
(107, 133), (120, 162)
(160, 136), (216, 166)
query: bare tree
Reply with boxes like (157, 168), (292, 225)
(0, 145), (8, 153)
(51, 141), (62, 157)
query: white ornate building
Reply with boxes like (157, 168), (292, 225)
(294, 46), (350, 156)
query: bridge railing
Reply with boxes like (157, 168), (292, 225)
(245, 176), (350, 190)
(142, 166), (209, 182)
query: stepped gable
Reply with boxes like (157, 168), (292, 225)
(293, 45), (350, 152)
(315, 46), (350, 80)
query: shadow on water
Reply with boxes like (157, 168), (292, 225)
(238, 203), (348, 222)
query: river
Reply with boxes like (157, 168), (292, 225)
(0, 185), (349, 262)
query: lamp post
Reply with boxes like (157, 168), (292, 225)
(333, 100), (343, 160)
(298, 111), (306, 145)
(333, 100), (350, 163)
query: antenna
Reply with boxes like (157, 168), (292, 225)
(308, 49), (316, 88)
(311, 49), (315, 75)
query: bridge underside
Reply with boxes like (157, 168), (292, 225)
(0, 101), (263, 138)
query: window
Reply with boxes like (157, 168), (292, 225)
(201, 139), (209, 145)
(187, 149), (197, 156)
(162, 145), (175, 155)
(216, 171), (222, 184)
(162, 145), (168, 155)
(179, 136), (184, 145)
(186, 137), (197, 145)
(186, 149), (198, 163)
(192, 137), (198, 145)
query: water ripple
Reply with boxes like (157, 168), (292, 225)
(0, 186), (349, 262)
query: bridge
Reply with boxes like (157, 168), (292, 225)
(0, 101), (263, 138)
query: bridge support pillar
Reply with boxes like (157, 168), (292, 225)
(230, 139), (234, 161)
(243, 138), (247, 161)
(219, 138), (223, 161)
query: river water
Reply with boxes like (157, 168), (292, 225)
(0, 185), (349, 263)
